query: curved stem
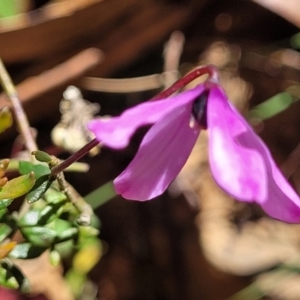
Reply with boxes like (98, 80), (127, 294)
(151, 64), (219, 100)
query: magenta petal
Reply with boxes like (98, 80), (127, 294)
(87, 86), (205, 149)
(208, 86), (300, 222)
(114, 103), (200, 200)
(208, 86), (267, 202)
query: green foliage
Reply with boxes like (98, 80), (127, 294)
(0, 173), (35, 200)
(49, 249), (61, 267)
(0, 224), (12, 242)
(18, 210), (41, 227)
(19, 161), (50, 178)
(0, 60), (102, 298)
(21, 227), (57, 247)
(85, 181), (116, 209)
(0, 259), (30, 292)
(0, 266), (19, 289)
(0, 199), (13, 210)
(26, 175), (53, 204)
(248, 92), (294, 120)
(0, 1), (27, 18)
(8, 243), (46, 260)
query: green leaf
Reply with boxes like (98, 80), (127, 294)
(0, 267), (18, 289)
(47, 218), (73, 236)
(44, 188), (67, 204)
(0, 107), (13, 134)
(19, 161), (50, 179)
(1, 260), (30, 293)
(85, 181), (116, 209)
(0, 172), (35, 200)
(0, 208), (7, 220)
(248, 92), (294, 120)
(55, 240), (74, 259)
(21, 227), (56, 247)
(26, 175), (53, 204)
(0, 198), (13, 210)
(56, 228), (78, 242)
(18, 210), (40, 227)
(38, 205), (57, 225)
(0, 223), (12, 242)
(8, 243), (46, 259)
(49, 249), (61, 267)
(0, 0), (27, 18)
(79, 226), (99, 239)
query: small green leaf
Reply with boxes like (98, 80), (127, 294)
(55, 240), (74, 259)
(21, 227), (56, 247)
(39, 201), (69, 225)
(0, 107), (13, 134)
(1, 260), (30, 293)
(32, 150), (52, 163)
(44, 188), (67, 204)
(57, 228), (78, 242)
(19, 161), (50, 179)
(0, 198), (13, 210)
(49, 249), (61, 267)
(0, 223), (12, 242)
(0, 173), (35, 200)
(18, 210), (40, 227)
(26, 175), (53, 204)
(79, 226), (99, 239)
(47, 218), (73, 236)
(0, 267), (18, 289)
(8, 243), (46, 259)
(0, 208), (7, 220)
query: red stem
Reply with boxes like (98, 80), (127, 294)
(151, 64), (219, 100)
(51, 138), (100, 176)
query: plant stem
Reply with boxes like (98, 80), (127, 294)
(51, 138), (100, 176)
(56, 170), (93, 226)
(151, 64), (219, 100)
(0, 58), (37, 153)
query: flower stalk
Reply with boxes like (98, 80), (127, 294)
(151, 64), (219, 100)
(50, 138), (100, 177)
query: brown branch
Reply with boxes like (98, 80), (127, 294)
(0, 58), (37, 153)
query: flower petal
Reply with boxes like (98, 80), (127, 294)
(208, 86), (300, 222)
(208, 86), (267, 202)
(87, 85), (205, 149)
(114, 103), (200, 200)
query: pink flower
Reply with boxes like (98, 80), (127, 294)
(88, 82), (300, 223)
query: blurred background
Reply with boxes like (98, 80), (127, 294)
(1, 0), (300, 299)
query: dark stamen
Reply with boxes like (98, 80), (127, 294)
(192, 90), (209, 129)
